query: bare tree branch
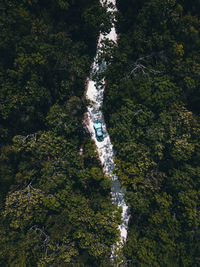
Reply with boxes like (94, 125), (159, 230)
(129, 52), (164, 78)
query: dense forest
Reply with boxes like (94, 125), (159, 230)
(1, 0), (200, 266)
(102, 0), (200, 265)
(0, 0), (120, 265)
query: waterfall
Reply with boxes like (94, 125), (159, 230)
(85, 0), (130, 262)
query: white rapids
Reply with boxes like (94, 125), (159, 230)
(85, 0), (130, 261)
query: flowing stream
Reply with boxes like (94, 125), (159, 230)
(85, 0), (130, 261)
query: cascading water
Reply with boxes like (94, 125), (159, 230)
(85, 0), (130, 262)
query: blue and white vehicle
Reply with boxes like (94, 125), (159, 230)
(93, 121), (104, 142)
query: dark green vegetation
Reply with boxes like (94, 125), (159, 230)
(102, 0), (200, 265)
(1, 0), (200, 265)
(0, 0), (120, 265)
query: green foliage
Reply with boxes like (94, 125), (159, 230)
(3, 186), (48, 230)
(1, 0), (200, 264)
(0, 0), (106, 143)
(0, 0), (120, 265)
(102, 0), (200, 265)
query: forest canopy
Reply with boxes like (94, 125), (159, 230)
(0, 0), (200, 265)
(0, 0), (120, 265)
(102, 0), (200, 265)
